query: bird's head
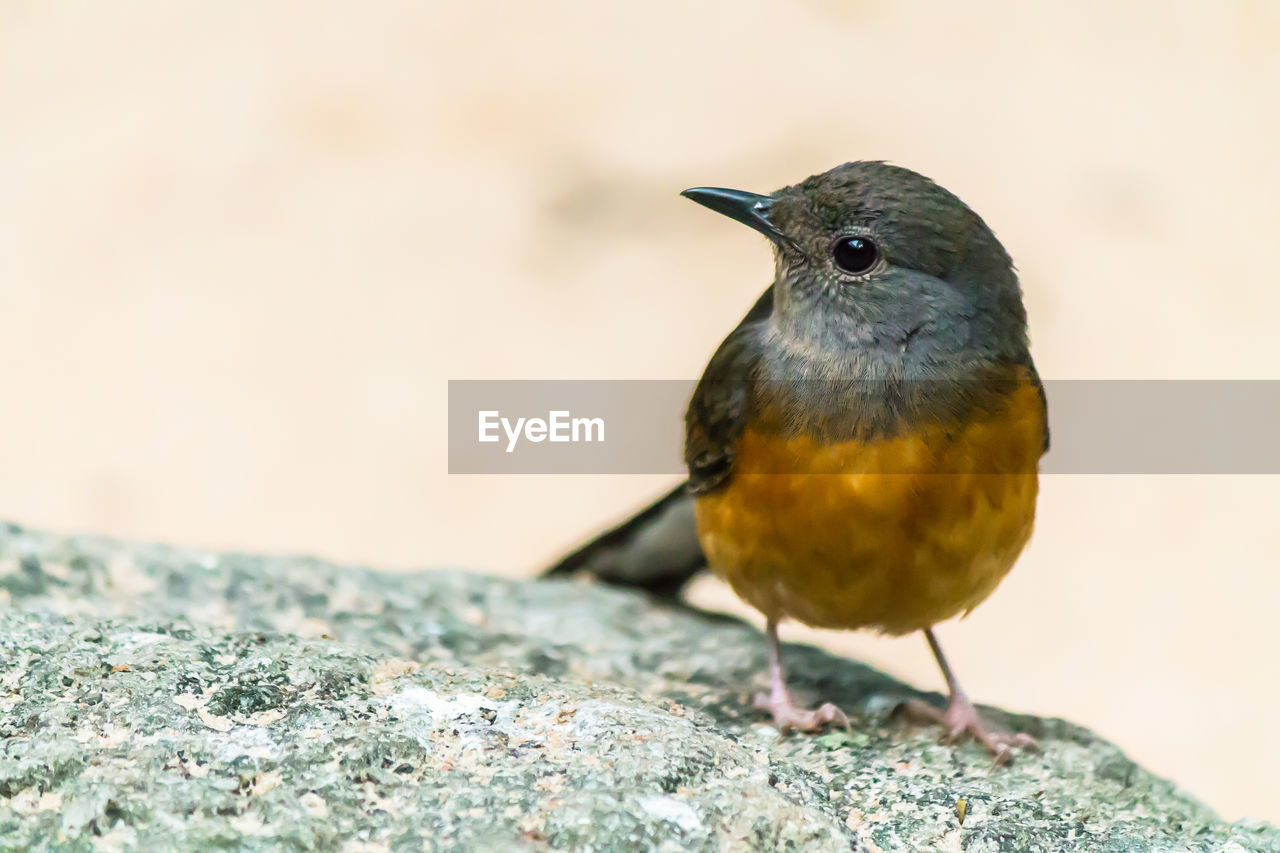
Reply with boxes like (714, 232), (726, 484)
(682, 161), (1029, 371)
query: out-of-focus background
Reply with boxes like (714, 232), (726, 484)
(3, 0), (1278, 822)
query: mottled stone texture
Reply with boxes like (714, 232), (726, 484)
(0, 524), (1275, 852)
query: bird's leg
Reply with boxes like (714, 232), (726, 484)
(752, 618), (849, 732)
(901, 627), (1037, 763)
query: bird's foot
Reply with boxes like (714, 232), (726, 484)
(900, 693), (1037, 764)
(753, 689), (850, 733)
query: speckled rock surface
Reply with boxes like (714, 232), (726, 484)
(0, 523), (1275, 852)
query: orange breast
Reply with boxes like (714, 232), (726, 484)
(694, 377), (1044, 634)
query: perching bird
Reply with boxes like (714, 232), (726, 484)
(546, 161), (1047, 759)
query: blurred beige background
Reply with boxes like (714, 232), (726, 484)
(2, 0), (1278, 822)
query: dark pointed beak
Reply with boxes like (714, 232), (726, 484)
(680, 187), (796, 251)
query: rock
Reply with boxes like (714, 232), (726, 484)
(0, 523), (1275, 852)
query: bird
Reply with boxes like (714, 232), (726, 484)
(545, 161), (1047, 760)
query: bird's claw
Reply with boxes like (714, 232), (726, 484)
(753, 690), (850, 733)
(899, 697), (1038, 764)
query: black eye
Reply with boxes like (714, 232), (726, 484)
(831, 236), (879, 275)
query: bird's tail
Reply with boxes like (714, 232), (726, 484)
(541, 481), (706, 598)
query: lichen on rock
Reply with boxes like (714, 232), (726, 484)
(0, 523), (1276, 851)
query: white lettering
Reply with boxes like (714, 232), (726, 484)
(481, 411), (605, 452)
(549, 410), (571, 442)
(478, 411), (500, 443)
(572, 417), (605, 442)
(502, 417), (525, 453)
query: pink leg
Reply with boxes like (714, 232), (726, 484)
(901, 627), (1038, 763)
(752, 619), (850, 732)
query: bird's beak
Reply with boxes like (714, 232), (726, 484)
(680, 187), (797, 252)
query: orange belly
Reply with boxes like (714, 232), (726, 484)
(694, 379), (1044, 635)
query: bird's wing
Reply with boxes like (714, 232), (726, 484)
(541, 287), (773, 596)
(1022, 355), (1051, 454)
(541, 480), (703, 597)
(684, 287), (772, 494)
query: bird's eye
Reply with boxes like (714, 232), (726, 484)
(831, 236), (879, 275)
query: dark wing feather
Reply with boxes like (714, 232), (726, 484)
(1021, 354), (1051, 454)
(541, 286), (773, 594)
(685, 288), (771, 494)
(542, 480), (702, 598)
